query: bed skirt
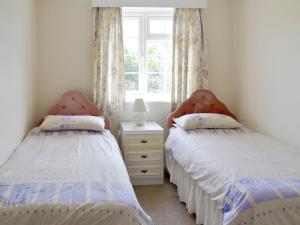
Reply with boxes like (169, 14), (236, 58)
(166, 153), (223, 225)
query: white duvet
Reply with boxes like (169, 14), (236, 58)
(165, 127), (300, 225)
(0, 128), (151, 225)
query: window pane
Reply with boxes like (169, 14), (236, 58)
(147, 55), (163, 72)
(147, 41), (172, 72)
(147, 72), (171, 94)
(165, 73), (172, 94)
(166, 20), (173, 33)
(125, 73), (139, 91)
(124, 38), (139, 55)
(146, 40), (172, 94)
(148, 73), (163, 93)
(123, 20), (139, 92)
(123, 19), (139, 37)
(149, 20), (165, 34)
(149, 19), (173, 34)
(147, 72), (163, 93)
(125, 55), (139, 72)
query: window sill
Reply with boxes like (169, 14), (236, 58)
(126, 93), (171, 103)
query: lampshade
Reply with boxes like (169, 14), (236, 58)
(132, 98), (149, 112)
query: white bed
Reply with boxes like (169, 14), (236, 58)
(165, 126), (300, 225)
(0, 128), (151, 225)
(0, 91), (152, 225)
(165, 90), (300, 225)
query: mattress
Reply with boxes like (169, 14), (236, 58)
(165, 127), (300, 225)
(0, 128), (152, 225)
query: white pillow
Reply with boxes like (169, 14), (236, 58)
(174, 113), (241, 130)
(40, 115), (105, 132)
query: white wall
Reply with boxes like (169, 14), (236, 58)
(0, 0), (37, 165)
(36, 0), (93, 119)
(231, 0), (300, 147)
(36, 0), (234, 137)
(206, 0), (234, 110)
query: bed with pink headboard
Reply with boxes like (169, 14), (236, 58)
(167, 89), (236, 128)
(165, 89), (300, 225)
(0, 91), (154, 225)
(39, 91), (110, 130)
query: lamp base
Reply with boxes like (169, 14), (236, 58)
(133, 112), (147, 126)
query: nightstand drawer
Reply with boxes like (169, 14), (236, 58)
(125, 150), (163, 163)
(123, 134), (163, 149)
(127, 165), (163, 178)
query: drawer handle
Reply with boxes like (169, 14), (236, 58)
(140, 140), (148, 144)
(141, 155), (148, 159)
(141, 170), (148, 174)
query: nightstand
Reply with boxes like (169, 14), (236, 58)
(120, 121), (164, 185)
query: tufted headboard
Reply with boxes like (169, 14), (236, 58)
(167, 89), (236, 128)
(38, 91), (110, 130)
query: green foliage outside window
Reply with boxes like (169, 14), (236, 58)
(124, 40), (172, 93)
(147, 41), (171, 93)
(124, 47), (139, 91)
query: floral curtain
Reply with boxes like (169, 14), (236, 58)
(92, 7), (125, 116)
(171, 8), (208, 111)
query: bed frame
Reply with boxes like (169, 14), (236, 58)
(38, 91), (110, 130)
(167, 89), (236, 128)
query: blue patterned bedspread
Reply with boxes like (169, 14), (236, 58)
(0, 181), (150, 224)
(222, 178), (300, 225)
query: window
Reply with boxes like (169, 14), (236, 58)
(122, 8), (173, 101)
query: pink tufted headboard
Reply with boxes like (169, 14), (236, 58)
(167, 89), (236, 128)
(38, 91), (110, 130)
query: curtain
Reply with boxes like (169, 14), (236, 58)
(92, 7), (125, 116)
(171, 8), (208, 111)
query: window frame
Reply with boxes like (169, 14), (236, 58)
(122, 8), (174, 102)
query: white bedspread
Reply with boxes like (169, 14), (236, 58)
(0, 128), (151, 225)
(165, 127), (300, 225)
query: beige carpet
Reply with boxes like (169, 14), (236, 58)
(134, 177), (196, 225)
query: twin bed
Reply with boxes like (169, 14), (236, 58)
(2, 89), (300, 225)
(0, 91), (151, 225)
(165, 89), (300, 225)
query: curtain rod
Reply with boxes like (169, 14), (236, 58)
(92, 0), (207, 9)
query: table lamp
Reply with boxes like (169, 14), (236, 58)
(132, 98), (149, 126)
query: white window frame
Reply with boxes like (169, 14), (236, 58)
(122, 8), (174, 102)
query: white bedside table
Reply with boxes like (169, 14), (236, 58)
(120, 121), (164, 185)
